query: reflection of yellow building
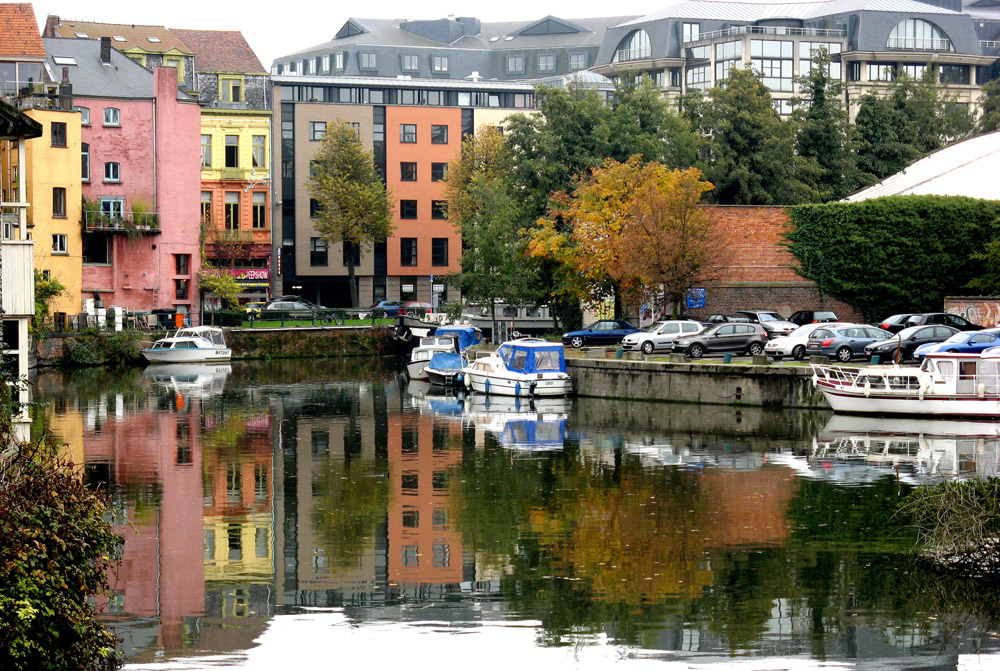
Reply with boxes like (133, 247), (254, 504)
(204, 513), (273, 580)
(24, 107), (83, 316)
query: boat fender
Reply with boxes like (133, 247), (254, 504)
(529, 381), (537, 397)
(464, 375), (472, 390)
(485, 379), (490, 395)
(515, 382), (521, 397)
(456, 373), (463, 385)
(811, 373), (818, 388)
(980, 383), (986, 399)
(864, 379), (871, 398)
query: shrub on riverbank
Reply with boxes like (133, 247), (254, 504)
(899, 477), (1000, 577)
(60, 328), (144, 367)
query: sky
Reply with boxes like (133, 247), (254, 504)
(30, 0), (679, 70)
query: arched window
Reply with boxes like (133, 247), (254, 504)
(887, 19), (953, 51)
(613, 30), (651, 62)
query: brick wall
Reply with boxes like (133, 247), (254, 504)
(945, 296), (1000, 327)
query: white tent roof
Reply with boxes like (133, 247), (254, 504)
(846, 131), (1000, 201)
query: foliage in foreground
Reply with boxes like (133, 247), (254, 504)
(0, 435), (124, 669)
(61, 328), (144, 367)
(787, 196), (1000, 320)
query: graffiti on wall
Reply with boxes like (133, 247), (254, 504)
(946, 300), (1000, 328)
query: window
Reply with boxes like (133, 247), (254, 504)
(683, 22), (700, 42)
(887, 18), (953, 51)
(310, 198), (322, 218)
(903, 63), (927, 79)
(431, 200), (448, 219)
(252, 135), (266, 168)
(400, 200), (417, 219)
(342, 241), (360, 266)
(432, 55), (449, 73)
(868, 64), (894, 82)
(400, 238), (417, 266)
(103, 108), (120, 126)
(310, 237), (328, 266)
(431, 162), (448, 182)
(81, 142), (90, 181)
(50, 122), (66, 147)
(750, 40), (792, 92)
(201, 191), (212, 224)
(224, 192), (240, 230)
(360, 52), (377, 69)
(83, 234), (110, 264)
(321, 54), (330, 71)
(52, 187), (66, 217)
(507, 55), (524, 73)
(613, 30), (651, 62)
(175, 279), (189, 300)
(402, 54), (419, 71)
(686, 65), (710, 91)
(940, 65), (969, 84)
(175, 254), (190, 275)
(309, 121), (326, 141)
(75, 106), (90, 125)
(430, 125), (448, 144)
(224, 135), (239, 168)
(432, 238), (448, 266)
(537, 54), (555, 72)
(569, 53), (587, 70)
(100, 197), (124, 219)
(220, 76), (242, 103)
(252, 192), (266, 229)
(400, 162), (417, 181)
(308, 58), (317, 75)
(52, 233), (67, 254)
(104, 162), (120, 182)
(400, 124), (416, 143)
(335, 52), (344, 70)
(201, 134), (212, 168)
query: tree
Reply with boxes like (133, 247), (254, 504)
(685, 68), (819, 205)
(199, 270), (242, 310)
(978, 78), (1000, 135)
(445, 127), (538, 340)
(607, 77), (701, 169)
(306, 122), (393, 307)
(32, 270), (66, 329)
(966, 240), (1000, 295)
(853, 92), (918, 182)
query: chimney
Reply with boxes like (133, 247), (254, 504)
(59, 67), (73, 109)
(100, 36), (111, 64)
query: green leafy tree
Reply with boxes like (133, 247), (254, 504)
(978, 78), (1000, 135)
(607, 77), (701, 169)
(685, 68), (819, 205)
(966, 240), (1000, 295)
(853, 92), (918, 182)
(32, 270), (66, 329)
(199, 270), (242, 309)
(306, 121), (393, 307)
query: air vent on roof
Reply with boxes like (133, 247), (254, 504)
(74, 32), (88, 38)
(147, 37), (162, 43)
(113, 36), (126, 42)
(53, 56), (76, 66)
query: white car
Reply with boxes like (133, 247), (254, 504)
(621, 320), (704, 354)
(764, 322), (852, 360)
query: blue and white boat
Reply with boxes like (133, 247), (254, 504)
(406, 325), (482, 381)
(425, 351), (466, 387)
(462, 338), (572, 397)
(142, 326), (231, 364)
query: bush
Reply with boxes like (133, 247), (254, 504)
(203, 310), (243, 327)
(443, 302), (464, 322)
(61, 329), (144, 367)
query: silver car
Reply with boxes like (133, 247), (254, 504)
(621, 320), (704, 354)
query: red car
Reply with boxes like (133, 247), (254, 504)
(401, 301), (432, 316)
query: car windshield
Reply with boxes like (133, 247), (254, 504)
(944, 332), (971, 344)
(788, 325), (816, 338)
(701, 325), (721, 336)
(897, 326), (924, 339)
(758, 312), (783, 322)
(643, 322), (666, 333)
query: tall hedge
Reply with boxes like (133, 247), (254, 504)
(786, 196), (1000, 320)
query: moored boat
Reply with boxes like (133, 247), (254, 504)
(811, 348), (1000, 416)
(425, 351), (465, 386)
(462, 338), (571, 397)
(142, 326), (231, 363)
(406, 326), (482, 381)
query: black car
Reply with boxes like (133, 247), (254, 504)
(905, 313), (981, 331)
(863, 325), (960, 363)
(734, 310), (797, 338)
(671, 323), (768, 358)
(875, 314), (916, 334)
(704, 313), (751, 324)
(788, 310), (839, 326)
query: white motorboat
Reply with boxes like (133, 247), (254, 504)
(811, 348), (1000, 416)
(142, 326), (232, 363)
(408, 326), (481, 382)
(462, 338), (572, 397)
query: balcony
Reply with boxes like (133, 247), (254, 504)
(1, 81), (73, 111)
(886, 37), (952, 51)
(692, 26), (846, 43)
(84, 210), (161, 234)
(209, 229), (253, 243)
(220, 167), (247, 180)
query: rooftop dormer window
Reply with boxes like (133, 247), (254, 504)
(613, 30), (651, 62)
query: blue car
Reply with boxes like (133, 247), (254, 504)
(913, 330), (1000, 361)
(370, 300), (404, 317)
(562, 319), (640, 348)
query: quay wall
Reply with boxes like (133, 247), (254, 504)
(566, 358), (829, 410)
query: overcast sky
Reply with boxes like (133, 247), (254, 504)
(31, 0), (684, 70)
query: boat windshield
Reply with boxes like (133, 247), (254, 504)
(534, 350), (564, 371)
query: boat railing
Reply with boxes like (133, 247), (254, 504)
(810, 363), (867, 387)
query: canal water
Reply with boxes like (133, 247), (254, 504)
(34, 360), (1000, 670)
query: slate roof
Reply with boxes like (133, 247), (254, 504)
(45, 18), (194, 54)
(618, 0), (960, 26)
(0, 3), (46, 59)
(42, 37), (155, 98)
(170, 29), (266, 74)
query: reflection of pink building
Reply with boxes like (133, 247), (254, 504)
(60, 35), (201, 316)
(86, 400), (205, 651)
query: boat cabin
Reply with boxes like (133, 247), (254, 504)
(496, 340), (567, 375)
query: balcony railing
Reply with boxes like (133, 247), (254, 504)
(0, 80), (72, 111)
(209, 229), (254, 243)
(886, 37), (952, 51)
(692, 26), (846, 43)
(84, 210), (161, 234)
(981, 40), (1000, 50)
(613, 48), (652, 62)
(220, 167), (247, 180)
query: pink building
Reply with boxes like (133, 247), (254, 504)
(48, 36), (202, 317)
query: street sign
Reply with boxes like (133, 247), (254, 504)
(433, 284), (444, 293)
(686, 288), (706, 309)
(402, 284), (414, 293)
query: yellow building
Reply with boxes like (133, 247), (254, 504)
(24, 107), (83, 318)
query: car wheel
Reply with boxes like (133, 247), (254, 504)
(641, 341), (654, 355)
(688, 344), (704, 358)
(893, 349), (905, 364)
(792, 345), (805, 360)
(836, 346), (852, 362)
(570, 336), (584, 349)
(748, 342), (764, 356)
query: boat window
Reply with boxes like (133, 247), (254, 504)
(174, 342), (197, 349)
(980, 361), (1000, 394)
(510, 350), (528, 370)
(937, 360), (954, 380)
(887, 374), (919, 390)
(535, 351), (563, 371)
(920, 359), (934, 373)
(960, 361), (977, 379)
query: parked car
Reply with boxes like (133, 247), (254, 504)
(401, 301), (433, 316)
(671, 323), (768, 359)
(875, 314), (916, 334)
(734, 310), (798, 338)
(905, 313), (981, 331)
(261, 297), (326, 319)
(621, 320), (704, 354)
(764, 322), (851, 361)
(562, 319), (640, 348)
(243, 301), (266, 319)
(863, 325), (960, 363)
(371, 300), (404, 317)
(807, 325), (893, 362)
(913, 330), (1000, 361)
(788, 310), (839, 326)
(705, 313), (751, 324)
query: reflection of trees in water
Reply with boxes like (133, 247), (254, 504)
(311, 456), (389, 570)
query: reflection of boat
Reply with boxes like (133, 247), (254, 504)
(406, 379), (467, 418)
(811, 351), (1000, 416)
(462, 339), (571, 397)
(142, 363), (232, 397)
(142, 326), (231, 363)
(465, 395), (571, 450)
